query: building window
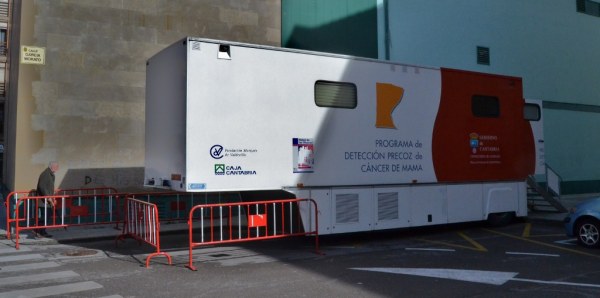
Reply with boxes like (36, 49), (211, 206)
(577, 0), (600, 17)
(315, 80), (357, 109)
(472, 95), (500, 118)
(0, 29), (6, 56)
(476, 46), (490, 65)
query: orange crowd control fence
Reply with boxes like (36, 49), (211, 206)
(128, 191), (242, 223)
(5, 187), (119, 239)
(56, 187), (119, 196)
(187, 198), (319, 271)
(115, 197), (172, 268)
(10, 192), (125, 249)
(4, 190), (34, 240)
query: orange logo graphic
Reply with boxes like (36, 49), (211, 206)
(376, 83), (404, 129)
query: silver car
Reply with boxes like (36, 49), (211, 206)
(564, 197), (600, 248)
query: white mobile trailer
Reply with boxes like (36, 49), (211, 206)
(145, 37), (544, 234)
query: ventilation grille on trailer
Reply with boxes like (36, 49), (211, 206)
(335, 194), (359, 224)
(378, 192), (399, 221)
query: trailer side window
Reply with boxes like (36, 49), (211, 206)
(315, 80), (357, 109)
(472, 95), (499, 118)
(523, 103), (541, 121)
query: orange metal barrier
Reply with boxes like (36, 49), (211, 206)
(5, 187), (120, 240)
(186, 198), (319, 271)
(12, 193), (125, 249)
(127, 191), (240, 223)
(115, 197), (172, 268)
(4, 190), (35, 239)
(56, 187), (119, 196)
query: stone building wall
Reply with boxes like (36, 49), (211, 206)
(14, 0), (280, 190)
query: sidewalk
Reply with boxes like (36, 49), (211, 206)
(1, 220), (189, 245)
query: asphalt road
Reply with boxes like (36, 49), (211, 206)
(1, 220), (599, 297)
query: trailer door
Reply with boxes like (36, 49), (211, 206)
(525, 99), (545, 175)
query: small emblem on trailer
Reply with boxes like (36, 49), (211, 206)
(210, 144), (224, 159)
(470, 133), (479, 153)
(214, 164), (225, 175)
(376, 83), (404, 129)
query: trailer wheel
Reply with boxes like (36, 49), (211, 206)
(575, 218), (600, 248)
(487, 212), (514, 226)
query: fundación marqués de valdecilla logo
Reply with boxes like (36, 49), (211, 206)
(210, 144), (258, 159)
(210, 145), (224, 159)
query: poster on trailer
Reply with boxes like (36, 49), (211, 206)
(293, 138), (314, 173)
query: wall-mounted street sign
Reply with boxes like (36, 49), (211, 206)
(20, 46), (46, 65)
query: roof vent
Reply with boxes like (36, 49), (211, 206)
(218, 44), (231, 60)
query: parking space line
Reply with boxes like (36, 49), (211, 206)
(457, 232), (488, 252)
(483, 228), (600, 259)
(419, 232), (487, 252)
(521, 223), (531, 237)
(521, 222), (564, 238)
(506, 252), (559, 257)
(554, 239), (577, 246)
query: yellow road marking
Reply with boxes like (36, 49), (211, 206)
(418, 231), (487, 252)
(521, 222), (562, 237)
(483, 228), (600, 259)
(457, 232), (488, 252)
(522, 223), (531, 238)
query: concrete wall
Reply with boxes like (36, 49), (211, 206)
(12, 0), (281, 191)
(282, 0), (378, 58)
(379, 0), (600, 193)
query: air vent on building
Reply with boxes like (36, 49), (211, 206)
(477, 46), (490, 65)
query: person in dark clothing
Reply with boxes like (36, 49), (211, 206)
(34, 161), (59, 238)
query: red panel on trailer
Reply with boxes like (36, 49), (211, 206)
(432, 68), (535, 182)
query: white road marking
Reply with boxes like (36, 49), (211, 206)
(0, 270), (80, 286)
(0, 247), (31, 253)
(0, 261), (61, 273)
(505, 252), (560, 257)
(0, 253), (45, 262)
(0, 281), (103, 298)
(554, 239), (577, 246)
(350, 267), (600, 288)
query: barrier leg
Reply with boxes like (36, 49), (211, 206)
(187, 244), (198, 271)
(146, 252), (172, 268)
(187, 220), (197, 271)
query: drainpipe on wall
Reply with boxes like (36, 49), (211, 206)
(377, 0), (390, 60)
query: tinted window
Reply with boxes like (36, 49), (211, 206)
(315, 80), (357, 109)
(472, 95), (500, 118)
